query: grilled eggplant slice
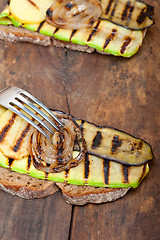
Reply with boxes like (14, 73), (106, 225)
(100, 0), (154, 30)
(0, 0), (154, 57)
(75, 120), (153, 165)
(0, 106), (152, 188)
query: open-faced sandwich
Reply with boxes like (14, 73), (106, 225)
(0, 0), (154, 57)
(0, 88), (154, 205)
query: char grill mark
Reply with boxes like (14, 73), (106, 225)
(57, 146), (64, 156)
(91, 131), (102, 149)
(103, 159), (110, 184)
(73, 134), (80, 151)
(111, 135), (122, 153)
(54, 28), (59, 34)
(8, 157), (14, 167)
(103, 28), (117, 49)
(46, 8), (52, 20)
(131, 141), (143, 151)
(31, 134), (44, 169)
(137, 7), (146, 25)
(121, 1), (134, 21)
(137, 141), (143, 150)
(0, 113), (16, 143)
(57, 157), (63, 165)
(105, 0), (114, 15)
(87, 20), (101, 42)
(12, 124), (30, 152)
(69, 29), (77, 41)
(89, 19), (96, 25)
(111, 0), (118, 17)
(131, 142), (136, 151)
(84, 153), (90, 182)
(126, 5), (134, 22)
(138, 163), (147, 183)
(36, 133), (42, 155)
(65, 169), (69, 180)
(56, 132), (65, 164)
(120, 37), (132, 54)
(27, 0), (39, 9)
(70, 161), (78, 167)
(45, 172), (49, 179)
(65, 3), (75, 10)
(57, 132), (64, 155)
(137, 5), (154, 25)
(79, 120), (85, 134)
(123, 165), (129, 183)
(32, 154), (43, 169)
(27, 155), (32, 171)
(37, 21), (45, 33)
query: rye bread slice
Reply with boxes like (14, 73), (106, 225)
(0, 24), (94, 53)
(56, 182), (130, 205)
(0, 167), (58, 199)
(0, 166), (130, 203)
(0, 24), (147, 55)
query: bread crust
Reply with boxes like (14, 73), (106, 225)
(0, 167), (58, 199)
(0, 24), (51, 46)
(0, 24), (94, 53)
(56, 183), (130, 205)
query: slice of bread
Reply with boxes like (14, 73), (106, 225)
(0, 167), (58, 199)
(0, 166), (130, 204)
(0, 24), (94, 53)
(56, 182), (130, 205)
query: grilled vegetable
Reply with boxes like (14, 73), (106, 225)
(10, 0), (53, 24)
(31, 112), (87, 173)
(0, 0), (154, 57)
(0, 150), (149, 188)
(0, 106), (152, 188)
(46, 0), (102, 29)
(75, 119), (153, 165)
(100, 0), (154, 30)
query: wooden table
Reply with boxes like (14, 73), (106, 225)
(0, 0), (159, 239)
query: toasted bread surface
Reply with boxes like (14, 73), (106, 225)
(0, 24), (94, 52)
(0, 166), (130, 204)
(0, 24), (51, 45)
(57, 182), (130, 205)
(0, 167), (58, 199)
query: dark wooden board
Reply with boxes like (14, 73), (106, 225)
(0, 0), (159, 239)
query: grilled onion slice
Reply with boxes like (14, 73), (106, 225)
(100, 0), (154, 30)
(31, 111), (87, 173)
(46, 0), (102, 29)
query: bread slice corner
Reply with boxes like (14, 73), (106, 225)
(0, 167), (58, 199)
(0, 24), (94, 53)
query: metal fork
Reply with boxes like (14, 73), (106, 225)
(0, 86), (64, 139)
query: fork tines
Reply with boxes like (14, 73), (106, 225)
(0, 87), (64, 139)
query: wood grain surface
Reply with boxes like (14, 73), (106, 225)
(0, 0), (159, 239)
